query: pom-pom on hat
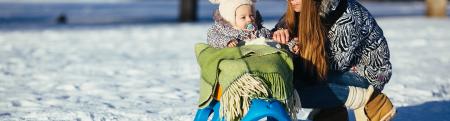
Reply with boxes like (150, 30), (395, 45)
(209, 0), (221, 4)
(209, 0), (256, 25)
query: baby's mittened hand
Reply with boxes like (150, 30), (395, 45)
(288, 37), (300, 54)
(292, 45), (300, 54)
(227, 40), (238, 47)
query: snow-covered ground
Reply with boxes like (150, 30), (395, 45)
(1, 1), (450, 121)
(1, 17), (449, 121)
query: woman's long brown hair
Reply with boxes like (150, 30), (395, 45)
(285, 0), (328, 81)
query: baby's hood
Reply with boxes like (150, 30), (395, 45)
(212, 9), (264, 30)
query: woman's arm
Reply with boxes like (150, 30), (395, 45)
(271, 15), (290, 44)
(349, 21), (392, 91)
(352, 36), (392, 91)
(271, 15), (300, 54)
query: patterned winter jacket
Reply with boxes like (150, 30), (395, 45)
(206, 10), (273, 48)
(275, 0), (392, 91)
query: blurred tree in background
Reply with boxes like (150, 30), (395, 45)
(179, 0), (197, 22)
(426, 0), (447, 17)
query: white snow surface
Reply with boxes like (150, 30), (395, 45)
(1, 17), (449, 121)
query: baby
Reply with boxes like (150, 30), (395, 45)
(207, 0), (282, 48)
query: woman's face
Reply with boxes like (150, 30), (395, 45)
(290, 0), (302, 12)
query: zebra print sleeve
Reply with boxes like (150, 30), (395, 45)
(352, 20), (392, 91)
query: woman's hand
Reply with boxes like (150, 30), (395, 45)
(227, 40), (238, 47)
(272, 29), (290, 44)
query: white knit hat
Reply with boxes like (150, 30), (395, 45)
(209, 0), (256, 25)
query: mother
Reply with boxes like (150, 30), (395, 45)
(272, 0), (395, 120)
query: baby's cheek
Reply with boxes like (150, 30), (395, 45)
(237, 23), (246, 30)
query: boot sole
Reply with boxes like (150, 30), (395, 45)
(380, 107), (396, 121)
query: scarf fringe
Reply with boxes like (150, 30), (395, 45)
(257, 72), (301, 120)
(219, 73), (301, 121)
(285, 89), (301, 120)
(219, 73), (269, 121)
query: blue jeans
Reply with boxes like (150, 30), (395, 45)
(295, 72), (371, 108)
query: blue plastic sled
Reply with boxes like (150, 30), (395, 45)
(194, 99), (291, 121)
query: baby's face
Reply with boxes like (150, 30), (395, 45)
(234, 5), (255, 30)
